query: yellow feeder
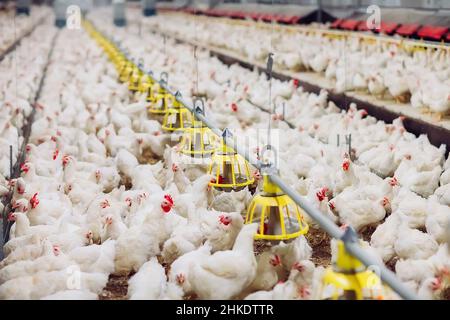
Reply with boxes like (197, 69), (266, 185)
(148, 86), (173, 114)
(319, 228), (387, 300)
(101, 39), (114, 57)
(208, 128), (254, 192)
(148, 73), (173, 115)
(245, 145), (308, 241)
(114, 55), (127, 73)
(110, 44), (125, 67)
(119, 60), (134, 83)
(139, 73), (154, 95)
(128, 63), (143, 92)
(161, 94), (193, 132)
(112, 51), (123, 65)
(145, 81), (159, 103)
(179, 99), (218, 157)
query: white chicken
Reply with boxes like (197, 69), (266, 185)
(370, 213), (401, 262)
(199, 210), (244, 252)
(0, 270), (108, 299)
(394, 217), (439, 260)
(188, 223), (258, 299)
(0, 243), (71, 284)
(244, 252), (281, 294)
(161, 219), (203, 264)
(67, 239), (116, 274)
(168, 242), (212, 295)
(425, 197), (450, 244)
(127, 257), (167, 300)
(41, 290), (99, 300)
(271, 236), (312, 272)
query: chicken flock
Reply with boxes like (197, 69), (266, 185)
(144, 12), (450, 119)
(0, 8), (449, 300)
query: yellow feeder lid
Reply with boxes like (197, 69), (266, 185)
(334, 240), (364, 272)
(321, 268), (384, 300)
(320, 228), (386, 300)
(261, 174), (284, 195)
(139, 75), (152, 93)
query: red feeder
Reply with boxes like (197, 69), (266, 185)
(340, 19), (362, 31)
(379, 21), (399, 34)
(395, 23), (421, 37)
(330, 19), (343, 29)
(417, 25), (449, 41)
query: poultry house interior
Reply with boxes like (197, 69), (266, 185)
(0, 0), (449, 303)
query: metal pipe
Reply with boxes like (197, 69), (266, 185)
(113, 0), (127, 27)
(317, 0), (322, 23)
(9, 145), (13, 180)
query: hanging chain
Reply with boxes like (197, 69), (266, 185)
(267, 52), (274, 147)
(193, 11), (199, 96)
(266, 0), (275, 149)
(14, 12), (21, 163)
(161, 33), (167, 56)
(194, 45), (199, 95)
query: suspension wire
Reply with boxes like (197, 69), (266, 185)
(267, 54), (273, 151)
(163, 34), (166, 55)
(193, 9), (199, 96)
(194, 45), (199, 95)
(266, 0), (275, 150)
(13, 12), (19, 163)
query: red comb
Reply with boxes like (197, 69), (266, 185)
(20, 162), (29, 173)
(164, 194), (173, 205)
(328, 201), (335, 210)
(316, 189), (326, 202)
(53, 149), (59, 160)
(7, 212), (15, 221)
(30, 193), (39, 209)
